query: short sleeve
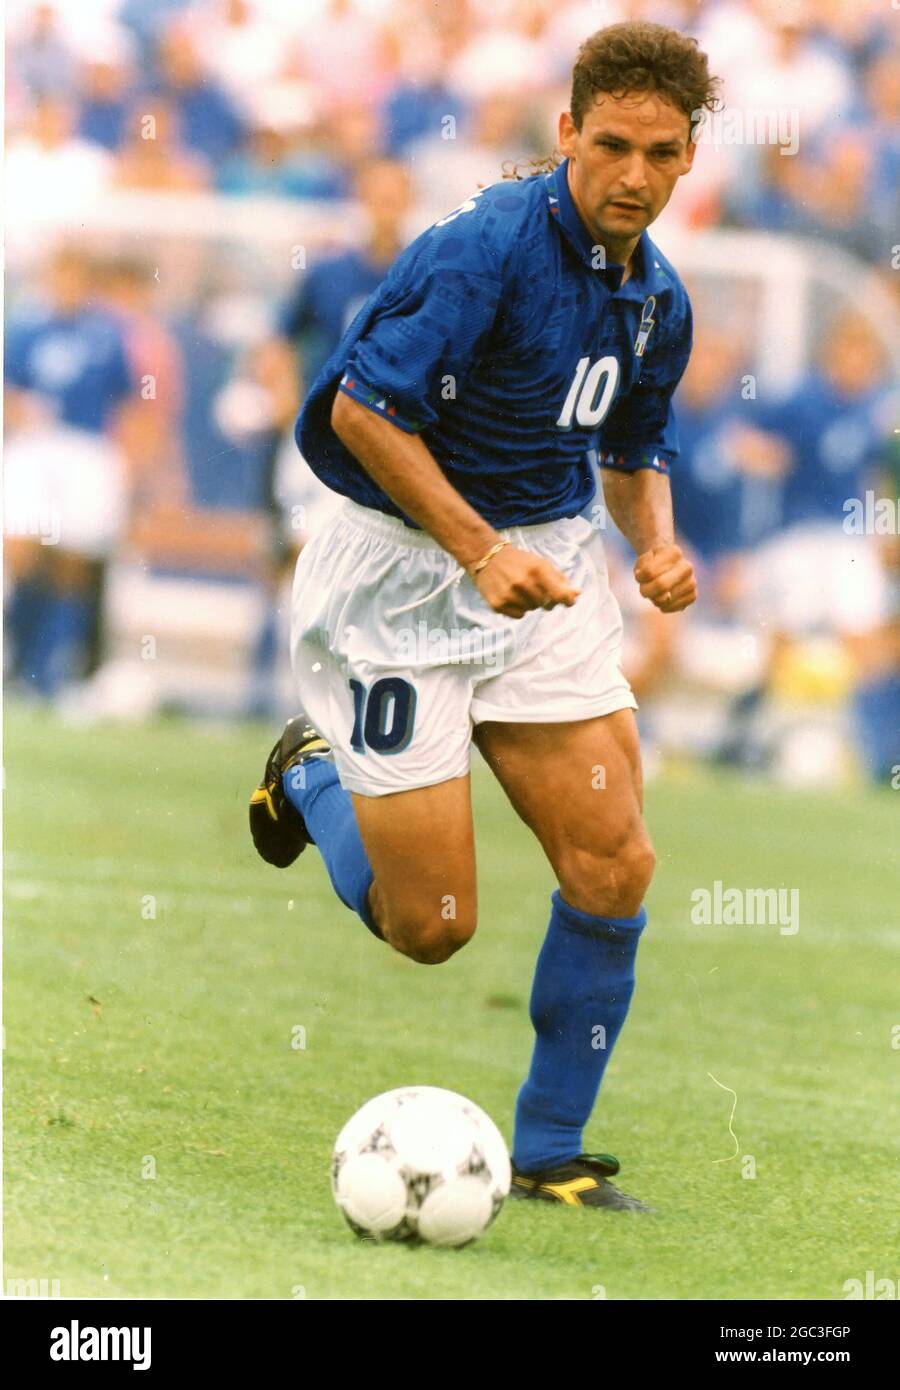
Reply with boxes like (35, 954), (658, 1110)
(337, 234), (503, 434)
(598, 295), (693, 474)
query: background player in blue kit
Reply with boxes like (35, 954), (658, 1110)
(241, 158), (414, 717)
(250, 20), (719, 1210)
(275, 160), (414, 387)
(5, 246), (135, 696)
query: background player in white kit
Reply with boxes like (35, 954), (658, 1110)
(251, 20), (716, 1209)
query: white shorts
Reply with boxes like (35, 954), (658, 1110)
(743, 521), (889, 638)
(290, 499), (636, 796)
(3, 425), (127, 559)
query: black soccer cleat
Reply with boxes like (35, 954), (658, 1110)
(249, 715), (332, 868)
(509, 1152), (653, 1211)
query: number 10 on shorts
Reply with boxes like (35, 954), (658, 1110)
(349, 677), (417, 754)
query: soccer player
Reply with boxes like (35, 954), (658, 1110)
(250, 21), (717, 1210)
(5, 246), (135, 695)
(275, 159), (414, 386)
(243, 159), (414, 716)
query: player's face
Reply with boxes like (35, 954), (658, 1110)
(360, 166), (412, 235)
(821, 318), (885, 395)
(559, 91), (695, 256)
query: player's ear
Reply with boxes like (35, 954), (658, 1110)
(682, 128), (698, 172)
(558, 110), (577, 156)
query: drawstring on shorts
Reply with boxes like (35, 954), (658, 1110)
(384, 563), (466, 619)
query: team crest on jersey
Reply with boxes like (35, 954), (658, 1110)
(634, 296), (656, 357)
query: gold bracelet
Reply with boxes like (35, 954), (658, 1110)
(468, 539), (510, 577)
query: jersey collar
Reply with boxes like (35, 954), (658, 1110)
(546, 157), (658, 299)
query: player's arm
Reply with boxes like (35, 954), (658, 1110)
(4, 324), (50, 433)
(4, 386), (48, 433)
(328, 232), (579, 619)
(262, 273), (312, 427)
(332, 391), (579, 618)
(601, 466), (696, 613)
(597, 294), (697, 615)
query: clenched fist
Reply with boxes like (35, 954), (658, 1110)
(633, 543), (697, 613)
(473, 544), (580, 619)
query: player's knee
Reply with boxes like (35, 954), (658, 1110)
(385, 907), (476, 965)
(619, 832), (656, 907)
(557, 829), (655, 918)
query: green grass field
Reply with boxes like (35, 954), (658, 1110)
(4, 703), (898, 1300)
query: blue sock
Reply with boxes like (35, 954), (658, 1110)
(282, 758), (381, 938)
(513, 890), (647, 1172)
(33, 591), (93, 696)
(7, 577), (50, 682)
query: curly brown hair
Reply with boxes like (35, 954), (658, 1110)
(503, 21), (720, 180)
(571, 21), (721, 134)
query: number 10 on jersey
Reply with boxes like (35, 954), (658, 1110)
(556, 354), (620, 430)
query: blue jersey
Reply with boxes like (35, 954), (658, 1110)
(279, 248), (388, 384)
(759, 375), (893, 528)
(671, 393), (786, 561)
(297, 158), (692, 528)
(6, 305), (133, 434)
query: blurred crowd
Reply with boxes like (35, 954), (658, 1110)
(7, 0), (900, 256)
(4, 0), (899, 783)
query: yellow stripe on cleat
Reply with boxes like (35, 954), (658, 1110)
(537, 1176), (598, 1206)
(249, 786), (278, 822)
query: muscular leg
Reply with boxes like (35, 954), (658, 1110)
(351, 775), (477, 965)
(285, 754), (478, 967)
(475, 708), (654, 915)
(474, 709), (653, 1171)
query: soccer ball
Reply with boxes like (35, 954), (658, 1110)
(331, 1086), (511, 1247)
